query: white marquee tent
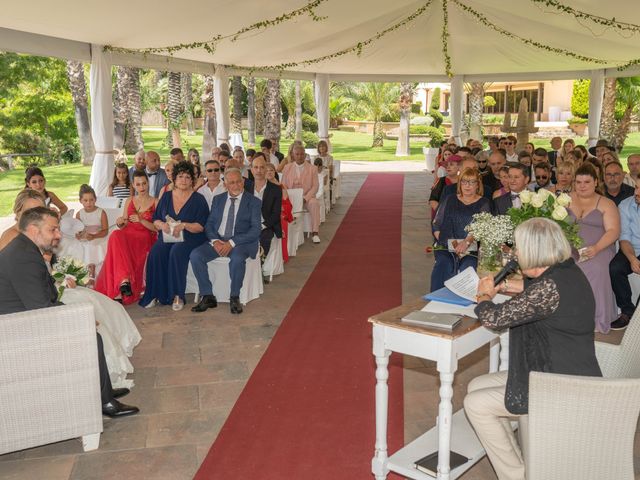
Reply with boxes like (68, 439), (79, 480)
(3, 0), (640, 193)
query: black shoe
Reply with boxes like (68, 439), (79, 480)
(112, 388), (130, 399)
(119, 282), (132, 297)
(230, 296), (243, 314)
(102, 399), (139, 418)
(191, 294), (217, 312)
(263, 276), (271, 285)
(611, 314), (631, 331)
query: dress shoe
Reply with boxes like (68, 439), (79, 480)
(102, 399), (139, 418)
(611, 313), (631, 330)
(312, 234), (321, 244)
(119, 282), (133, 297)
(112, 388), (130, 399)
(191, 294), (218, 312)
(144, 298), (158, 309)
(230, 296), (243, 314)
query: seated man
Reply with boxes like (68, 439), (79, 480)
(609, 178), (640, 330)
(170, 147), (185, 163)
(282, 144), (322, 244)
(0, 207), (138, 417)
(528, 162), (554, 192)
(244, 153), (283, 258)
(493, 163), (530, 215)
(260, 139), (280, 168)
(189, 169), (262, 314)
(604, 161), (634, 206)
(128, 149), (146, 182)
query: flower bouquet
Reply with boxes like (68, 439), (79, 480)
(465, 212), (514, 273)
(51, 256), (89, 299)
(508, 190), (582, 248)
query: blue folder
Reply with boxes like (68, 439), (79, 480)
(423, 287), (475, 307)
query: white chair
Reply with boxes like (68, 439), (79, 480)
(332, 160), (341, 204)
(629, 273), (640, 305)
(304, 174), (326, 233)
(287, 188), (305, 256)
(524, 372), (640, 480)
(186, 255), (263, 305)
(595, 301), (640, 378)
(96, 196), (126, 231)
(262, 236), (284, 281)
(0, 303), (103, 454)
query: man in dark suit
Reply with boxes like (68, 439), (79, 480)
(493, 163), (530, 215)
(128, 149), (146, 182)
(0, 207), (138, 417)
(145, 150), (169, 198)
(483, 150), (506, 195)
(189, 169), (262, 314)
(244, 153), (282, 258)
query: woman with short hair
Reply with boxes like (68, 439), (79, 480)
(465, 218), (602, 480)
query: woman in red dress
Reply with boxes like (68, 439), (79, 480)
(96, 171), (157, 304)
(266, 163), (294, 263)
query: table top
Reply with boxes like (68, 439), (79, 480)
(368, 298), (485, 340)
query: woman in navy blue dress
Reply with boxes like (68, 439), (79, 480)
(140, 161), (209, 311)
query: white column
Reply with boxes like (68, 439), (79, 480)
(588, 69), (605, 147)
(88, 44), (114, 197)
(450, 75), (464, 146)
(314, 73), (331, 150)
(214, 65), (230, 146)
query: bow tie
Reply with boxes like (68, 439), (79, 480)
(146, 171), (157, 177)
(511, 193), (520, 199)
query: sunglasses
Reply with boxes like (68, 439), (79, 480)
(207, 168), (221, 173)
(478, 160), (488, 163)
(536, 175), (549, 180)
(506, 142), (514, 145)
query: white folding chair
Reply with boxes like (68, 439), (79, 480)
(332, 160), (341, 204)
(262, 236), (284, 281)
(287, 188), (304, 256)
(96, 196), (126, 231)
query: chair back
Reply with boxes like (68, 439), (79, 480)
(612, 303), (640, 377)
(526, 372), (640, 480)
(333, 160), (341, 177)
(288, 188), (304, 214)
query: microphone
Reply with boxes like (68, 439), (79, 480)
(493, 258), (519, 287)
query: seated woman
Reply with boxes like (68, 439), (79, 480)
(492, 165), (510, 199)
(429, 154), (461, 216)
(2, 189), (141, 389)
(465, 218), (601, 480)
(140, 161), (209, 311)
(95, 170), (157, 304)
(550, 161), (575, 194)
(24, 166), (68, 215)
(108, 162), (133, 198)
(266, 161), (293, 263)
(158, 160), (175, 200)
(430, 167), (491, 292)
(316, 140), (334, 177)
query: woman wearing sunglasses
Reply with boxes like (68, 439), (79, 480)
(197, 159), (227, 210)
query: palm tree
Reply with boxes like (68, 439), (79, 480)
(295, 80), (303, 141)
(247, 77), (256, 145)
(395, 82), (414, 156)
(255, 78), (267, 136)
(201, 74), (217, 158)
(329, 97), (347, 128)
(124, 67), (143, 153)
(182, 73), (196, 136)
(65, 60), (94, 165)
(231, 76), (244, 139)
(467, 82), (488, 141)
(167, 71), (182, 148)
(344, 82), (400, 147)
(613, 77), (640, 150)
(113, 67), (127, 151)
(600, 77), (617, 142)
(264, 79), (281, 142)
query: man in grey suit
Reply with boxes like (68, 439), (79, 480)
(145, 151), (169, 198)
(493, 163), (530, 215)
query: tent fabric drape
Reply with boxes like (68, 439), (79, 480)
(214, 66), (230, 146)
(450, 75), (464, 146)
(88, 44), (114, 197)
(314, 73), (330, 150)
(588, 69), (605, 147)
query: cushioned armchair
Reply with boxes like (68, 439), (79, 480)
(0, 303), (103, 454)
(595, 304), (640, 378)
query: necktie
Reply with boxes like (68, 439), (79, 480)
(223, 197), (237, 239)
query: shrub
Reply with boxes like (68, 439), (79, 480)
(412, 115), (434, 126)
(484, 95), (497, 108)
(409, 125), (431, 135)
(411, 102), (422, 114)
(571, 79), (590, 118)
(430, 87), (441, 110)
(430, 108), (444, 128)
(302, 112), (318, 132)
(425, 126), (445, 148)
(302, 131), (319, 148)
(568, 116), (587, 124)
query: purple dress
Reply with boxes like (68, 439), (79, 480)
(569, 200), (617, 333)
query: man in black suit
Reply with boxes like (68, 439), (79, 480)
(0, 207), (138, 418)
(244, 153), (283, 258)
(483, 150), (506, 195)
(493, 163), (530, 215)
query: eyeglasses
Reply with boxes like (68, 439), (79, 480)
(536, 175), (549, 180)
(207, 168), (221, 173)
(477, 160), (487, 164)
(506, 142), (514, 145)
(605, 172), (622, 178)
(460, 180), (478, 186)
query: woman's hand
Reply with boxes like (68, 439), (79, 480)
(128, 214), (140, 223)
(476, 276), (500, 301)
(65, 277), (77, 289)
(116, 216), (127, 228)
(161, 222), (171, 234)
(582, 245), (599, 260)
(454, 239), (469, 255)
(172, 223), (185, 237)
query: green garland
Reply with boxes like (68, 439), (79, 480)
(452, 0), (609, 66)
(224, 0), (434, 73)
(529, 0), (640, 35)
(441, 0), (453, 77)
(104, 0), (328, 55)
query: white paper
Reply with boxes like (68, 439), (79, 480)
(444, 267), (480, 301)
(422, 300), (477, 319)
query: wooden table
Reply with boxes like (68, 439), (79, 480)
(369, 299), (507, 480)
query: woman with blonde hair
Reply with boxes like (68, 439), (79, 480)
(551, 161), (575, 194)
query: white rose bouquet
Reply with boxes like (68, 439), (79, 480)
(52, 256), (89, 299)
(508, 189), (582, 248)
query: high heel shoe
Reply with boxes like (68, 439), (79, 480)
(172, 298), (184, 311)
(119, 281), (132, 297)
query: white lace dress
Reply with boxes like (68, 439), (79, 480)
(58, 208), (109, 272)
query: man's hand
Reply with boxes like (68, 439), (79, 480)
(630, 257), (640, 275)
(213, 240), (233, 257)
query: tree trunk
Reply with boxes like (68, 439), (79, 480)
(182, 73), (196, 136)
(124, 67), (143, 153)
(167, 71), (182, 148)
(395, 82), (413, 156)
(247, 77), (256, 145)
(468, 82), (485, 141)
(65, 60), (95, 165)
(201, 74), (217, 158)
(295, 80), (303, 141)
(232, 76), (243, 138)
(613, 105), (633, 150)
(372, 118), (384, 147)
(264, 79), (281, 142)
(113, 67), (127, 151)
(599, 77), (617, 142)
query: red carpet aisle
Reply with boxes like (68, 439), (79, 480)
(195, 173), (405, 479)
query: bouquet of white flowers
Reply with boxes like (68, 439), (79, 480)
(508, 190), (582, 248)
(465, 212), (514, 272)
(51, 256), (89, 299)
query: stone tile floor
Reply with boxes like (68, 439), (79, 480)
(1, 172), (638, 479)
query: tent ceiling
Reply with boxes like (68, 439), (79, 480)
(3, 0), (640, 79)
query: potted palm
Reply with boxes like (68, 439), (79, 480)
(423, 126), (444, 171)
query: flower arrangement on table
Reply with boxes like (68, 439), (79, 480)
(52, 256), (89, 299)
(465, 212), (514, 273)
(507, 190), (582, 248)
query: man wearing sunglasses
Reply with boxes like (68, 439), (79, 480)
(198, 159), (226, 209)
(504, 135), (518, 162)
(528, 162), (554, 192)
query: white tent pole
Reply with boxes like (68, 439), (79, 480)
(214, 66), (230, 146)
(588, 69), (605, 148)
(88, 44), (114, 197)
(314, 73), (331, 151)
(450, 75), (464, 146)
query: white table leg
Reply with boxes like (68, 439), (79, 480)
(372, 326), (390, 480)
(489, 337), (500, 373)
(437, 342), (457, 480)
(499, 331), (509, 371)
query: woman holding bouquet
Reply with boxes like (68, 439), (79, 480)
(569, 163), (620, 333)
(430, 167), (491, 291)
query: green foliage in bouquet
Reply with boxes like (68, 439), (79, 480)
(51, 256), (89, 299)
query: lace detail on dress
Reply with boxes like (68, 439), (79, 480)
(475, 277), (560, 330)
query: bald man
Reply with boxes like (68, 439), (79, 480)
(145, 151), (169, 197)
